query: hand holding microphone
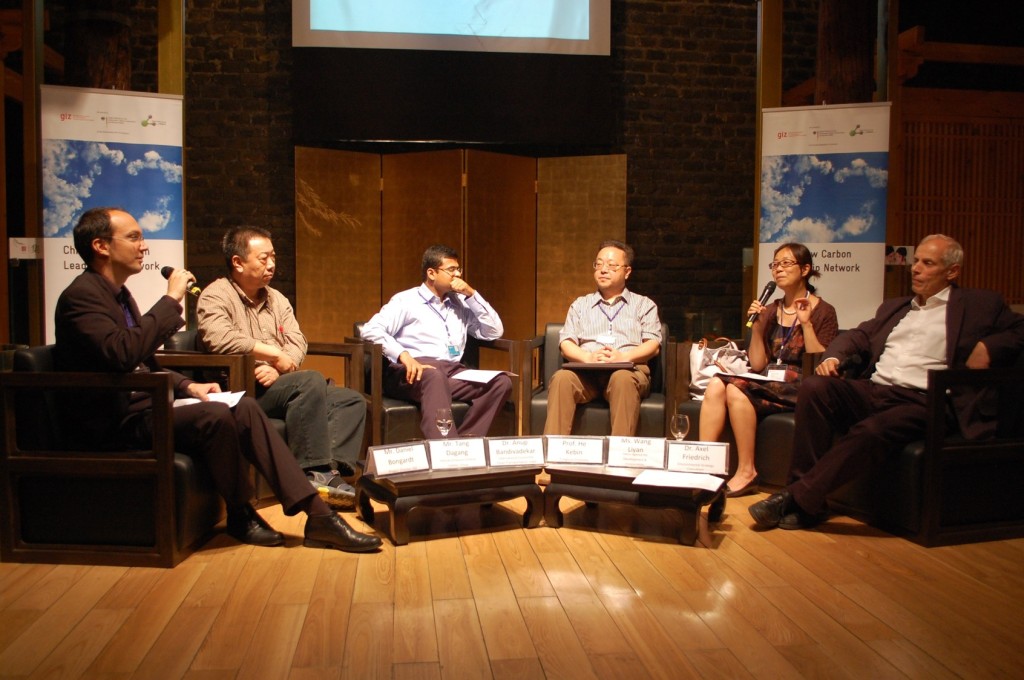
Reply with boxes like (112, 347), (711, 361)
(746, 281), (777, 328)
(160, 266), (202, 300)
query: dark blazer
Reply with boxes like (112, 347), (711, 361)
(54, 269), (189, 445)
(823, 286), (1024, 439)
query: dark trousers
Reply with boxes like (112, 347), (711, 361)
(787, 376), (931, 514)
(160, 397), (316, 515)
(256, 370), (366, 474)
(383, 358), (513, 439)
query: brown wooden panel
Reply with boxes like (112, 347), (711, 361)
(295, 147), (382, 342)
(536, 155), (627, 333)
(465, 150), (537, 342)
(382, 151), (464, 300)
(894, 89), (1024, 304)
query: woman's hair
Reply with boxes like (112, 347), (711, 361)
(774, 242), (820, 294)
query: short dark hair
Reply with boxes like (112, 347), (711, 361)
(73, 207), (118, 265)
(222, 225), (272, 272)
(773, 242), (820, 294)
(421, 244), (459, 280)
(597, 239), (634, 266)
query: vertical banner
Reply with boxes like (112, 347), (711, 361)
(40, 85), (184, 342)
(759, 103), (890, 330)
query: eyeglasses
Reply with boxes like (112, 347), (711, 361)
(767, 259), (797, 271)
(436, 266), (462, 276)
(593, 261), (626, 272)
(111, 233), (146, 244)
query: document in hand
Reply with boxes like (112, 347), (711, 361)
(452, 369), (516, 384)
(173, 391), (246, 408)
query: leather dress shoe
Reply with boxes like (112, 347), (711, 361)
(779, 508), (828, 531)
(304, 513), (382, 553)
(227, 504), (285, 547)
(748, 490), (795, 529)
(725, 477), (759, 498)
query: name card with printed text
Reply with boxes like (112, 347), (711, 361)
(667, 440), (730, 475)
(428, 437), (487, 470)
(366, 442), (430, 476)
(606, 436), (666, 469)
(487, 437), (545, 467)
(544, 436), (605, 465)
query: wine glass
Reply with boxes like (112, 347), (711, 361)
(669, 414), (690, 441)
(435, 407), (454, 438)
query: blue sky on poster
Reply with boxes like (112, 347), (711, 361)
(42, 139), (183, 239)
(760, 151), (888, 244)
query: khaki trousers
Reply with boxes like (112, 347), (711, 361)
(542, 365), (651, 436)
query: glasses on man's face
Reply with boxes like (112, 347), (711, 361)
(593, 261), (625, 272)
(110, 233), (146, 245)
(436, 266), (462, 276)
(767, 259), (797, 271)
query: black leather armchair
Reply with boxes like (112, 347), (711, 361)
(351, 323), (520, 445)
(829, 357), (1024, 546)
(524, 322), (674, 436)
(162, 329), (369, 500)
(0, 345), (228, 567)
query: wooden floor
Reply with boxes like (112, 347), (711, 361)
(2, 493), (1023, 679)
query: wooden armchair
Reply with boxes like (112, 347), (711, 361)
(350, 323), (521, 445)
(0, 345), (235, 567)
(162, 329), (370, 497)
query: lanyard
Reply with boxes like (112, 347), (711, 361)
(597, 297), (625, 332)
(421, 291), (454, 347)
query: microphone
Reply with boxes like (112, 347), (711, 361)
(161, 266), (202, 297)
(745, 281), (777, 328)
(837, 354), (863, 378)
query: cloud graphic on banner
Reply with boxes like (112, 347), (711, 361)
(42, 140), (184, 238)
(42, 140), (123, 236)
(138, 196), (174, 233)
(760, 153), (888, 244)
(126, 150), (183, 183)
(835, 157), (888, 188)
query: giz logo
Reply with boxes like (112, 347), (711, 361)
(59, 112), (73, 121)
(776, 131), (789, 139)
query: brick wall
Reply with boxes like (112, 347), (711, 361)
(126, 0), (818, 340)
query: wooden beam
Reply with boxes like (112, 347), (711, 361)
(158, 0), (184, 95)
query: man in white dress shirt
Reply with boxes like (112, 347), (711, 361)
(361, 244), (512, 439)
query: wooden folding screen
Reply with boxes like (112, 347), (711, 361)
(294, 148), (626, 346)
(536, 155), (627, 333)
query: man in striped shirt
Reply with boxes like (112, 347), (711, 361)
(543, 240), (662, 435)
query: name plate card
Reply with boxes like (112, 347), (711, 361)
(487, 437), (545, 467)
(667, 440), (730, 475)
(544, 436), (605, 465)
(366, 442), (430, 476)
(428, 437), (487, 470)
(606, 436), (666, 469)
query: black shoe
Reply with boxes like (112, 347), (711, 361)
(303, 513), (382, 553)
(227, 504), (285, 547)
(725, 477), (759, 498)
(779, 508), (828, 531)
(748, 490), (795, 529)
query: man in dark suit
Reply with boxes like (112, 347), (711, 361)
(55, 206), (381, 552)
(750, 234), (1024, 530)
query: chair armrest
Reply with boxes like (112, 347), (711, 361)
(157, 351), (256, 396)
(307, 341), (367, 393)
(0, 371), (176, 461)
(925, 366), (1024, 443)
